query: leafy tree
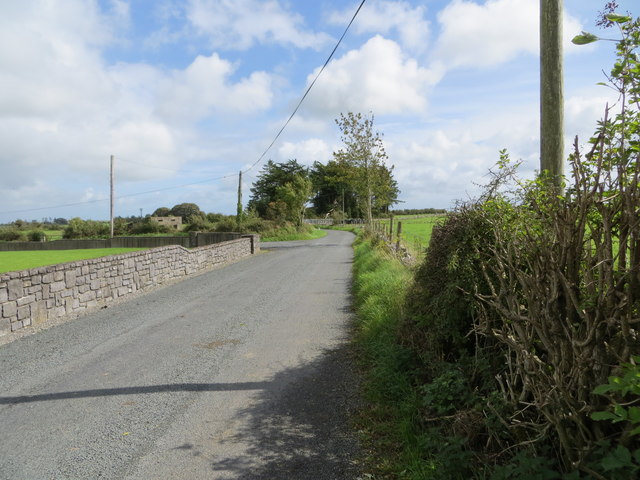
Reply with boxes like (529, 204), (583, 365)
(152, 207), (171, 217)
(333, 112), (399, 224)
(169, 203), (204, 222)
(248, 160), (309, 218)
(310, 160), (359, 218)
(274, 174), (312, 226)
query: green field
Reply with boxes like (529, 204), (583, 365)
(0, 248), (146, 274)
(381, 215), (445, 254)
(42, 230), (64, 240)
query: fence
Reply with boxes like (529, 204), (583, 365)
(0, 232), (242, 251)
(303, 218), (365, 226)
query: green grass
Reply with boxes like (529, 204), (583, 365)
(42, 230), (64, 240)
(0, 248), (146, 273)
(351, 232), (439, 478)
(261, 227), (327, 242)
(380, 215), (444, 255)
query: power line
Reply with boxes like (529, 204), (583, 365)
(0, 173), (238, 216)
(243, 0), (367, 174)
(1, 0), (367, 218)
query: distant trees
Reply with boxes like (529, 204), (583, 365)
(332, 112), (399, 225)
(248, 160), (312, 225)
(246, 113), (399, 225)
(309, 160), (358, 220)
(152, 207), (171, 217)
(169, 203), (205, 222)
(63, 218), (110, 239)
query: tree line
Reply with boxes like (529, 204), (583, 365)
(247, 112), (400, 226)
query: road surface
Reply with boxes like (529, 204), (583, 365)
(0, 230), (362, 479)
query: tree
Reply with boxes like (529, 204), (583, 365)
(248, 160), (309, 218)
(310, 160), (359, 219)
(274, 175), (312, 226)
(152, 207), (170, 217)
(169, 203), (204, 222)
(333, 112), (399, 225)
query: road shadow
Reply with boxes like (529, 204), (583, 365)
(0, 382), (271, 404)
(209, 343), (365, 480)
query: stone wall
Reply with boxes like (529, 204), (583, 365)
(0, 235), (259, 337)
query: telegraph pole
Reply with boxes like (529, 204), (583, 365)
(110, 155), (115, 238)
(540, 0), (564, 185)
(236, 170), (243, 231)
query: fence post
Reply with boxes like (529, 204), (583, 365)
(396, 221), (402, 250)
(389, 215), (394, 238)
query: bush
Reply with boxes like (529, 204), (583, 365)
(0, 228), (26, 241)
(63, 218), (110, 239)
(130, 219), (172, 235)
(28, 230), (46, 242)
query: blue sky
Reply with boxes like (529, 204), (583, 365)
(0, 0), (636, 223)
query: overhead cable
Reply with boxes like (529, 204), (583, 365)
(243, 0), (367, 174)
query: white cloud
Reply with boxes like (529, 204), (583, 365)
(156, 53), (273, 122)
(434, 0), (583, 69)
(277, 139), (332, 166)
(305, 35), (443, 116)
(187, 0), (332, 50)
(329, 0), (430, 53)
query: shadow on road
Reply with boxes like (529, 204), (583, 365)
(0, 382), (270, 404)
(209, 343), (364, 480)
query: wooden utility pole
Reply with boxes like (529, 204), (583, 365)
(110, 155), (115, 238)
(236, 170), (243, 231)
(540, 0), (564, 185)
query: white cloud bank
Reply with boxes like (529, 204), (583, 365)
(434, 0), (583, 68)
(304, 35), (443, 116)
(187, 0), (332, 50)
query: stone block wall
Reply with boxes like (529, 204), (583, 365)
(0, 236), (259, 337)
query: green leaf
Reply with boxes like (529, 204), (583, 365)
(572, 32), (599, 45)
(592, 411), (617, 421)
(629, 407), (640, 423)
(594, 384), (613, 395)
(630, 425), (640, 437)
(601, 446), (633, 471)
(606, 14), (632, 24)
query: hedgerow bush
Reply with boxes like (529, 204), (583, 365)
(399, 12), (640, 477)
(0, 228), (26, 241)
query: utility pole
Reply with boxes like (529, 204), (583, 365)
(236, 170), (243, 231)
(540, 0), (564, 186)
(110, 155), (115, 238)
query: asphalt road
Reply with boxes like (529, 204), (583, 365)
(0, 229), (362, 480)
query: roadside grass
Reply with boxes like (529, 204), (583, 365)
(261, 227), (327, 242)
(352, 233), (438, 479)
(0, 248), (147, 273)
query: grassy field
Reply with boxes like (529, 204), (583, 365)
(42, 230), (64, 240)
(380, 215), (445, 254)
(0, 248), (146, 274)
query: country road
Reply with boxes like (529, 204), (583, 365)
(0, 229), (363, 479)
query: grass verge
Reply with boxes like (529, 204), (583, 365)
(261, 227), (327, 242)
(352, 233), (437, 479)
(0, 248), (147, 273)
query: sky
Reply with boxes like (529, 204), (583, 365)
(0, 0), (636, 223)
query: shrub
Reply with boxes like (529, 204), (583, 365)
(0, 228), (26, 241)
(63, 218), (110, 239)
(130, 219), (172, 235)
(28, 230), (46, 242)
